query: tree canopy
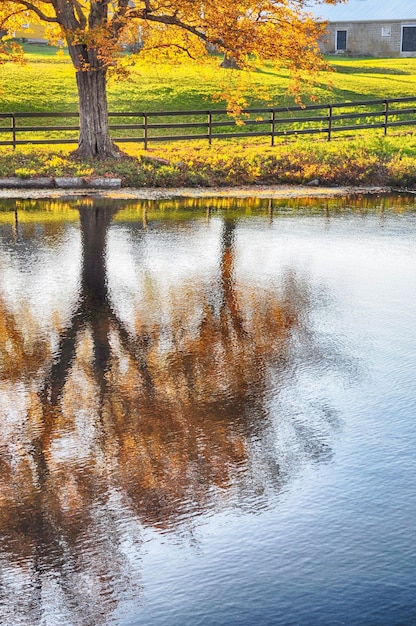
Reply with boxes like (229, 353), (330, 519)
(0, 0), (341, 156)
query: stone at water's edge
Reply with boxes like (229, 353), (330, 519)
(0, 177), (54, 188)
(84, 177), (122, 189)
(55, 177), (87, 189)
(0, 177), (122, 189)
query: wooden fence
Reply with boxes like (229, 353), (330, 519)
(1, 96), (416, 149)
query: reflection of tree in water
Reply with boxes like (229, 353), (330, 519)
(0, 203), (351, 625)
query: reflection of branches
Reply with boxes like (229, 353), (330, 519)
(109, 309), (154, 395)
(0, 298), (50, 382)
(0, 205), (353, 625)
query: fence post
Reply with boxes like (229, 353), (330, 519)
(271, 110), (275, 147)
(327, 104), (332, 141)
(12, 114), (16, 150)
(384, 99), (389, 136)
(143, 113), (148, 150)
(208, 111), (212, 146)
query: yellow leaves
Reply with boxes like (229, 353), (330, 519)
(139, 24), (207, 64)
(0, 39), (24, 68)
(45, 154), (66, 172)
(0, 0), (341, 111)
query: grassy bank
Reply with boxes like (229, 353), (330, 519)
(1, 135), (416, 188)
(2, 47), (416, 188)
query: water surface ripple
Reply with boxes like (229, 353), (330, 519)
(0, 196), (415, 625)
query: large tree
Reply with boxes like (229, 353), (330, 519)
(0, 0), (340, 157)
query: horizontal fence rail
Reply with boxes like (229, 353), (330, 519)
(1, 97), (416, 149)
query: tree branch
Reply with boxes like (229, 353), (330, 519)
(73, 0), (87, 30)
(142, 42), (199, 59)
(109, 0), (129, 37)
(13, 0), (58, 23)
(127, 8), (225, 48)
(88, 0), (109, 29)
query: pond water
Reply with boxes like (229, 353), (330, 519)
(0, 195), (415, 626)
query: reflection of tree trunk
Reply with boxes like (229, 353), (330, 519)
(268, 199), (273, 224)
(41, 206), (117, 411)
(13, 208), (18, 242)
(42, 316), (85, 407)
(220, 218), (245, 339)
(80, 206), (117, 391)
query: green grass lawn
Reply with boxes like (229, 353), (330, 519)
(4, 44), (416, 114)
(0, 44), (293, 114)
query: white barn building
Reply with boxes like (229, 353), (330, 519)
(312, 0), (416, 57)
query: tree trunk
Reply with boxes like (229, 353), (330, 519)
(220, 54), (241, 69)
(73, 66), (121, 159)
